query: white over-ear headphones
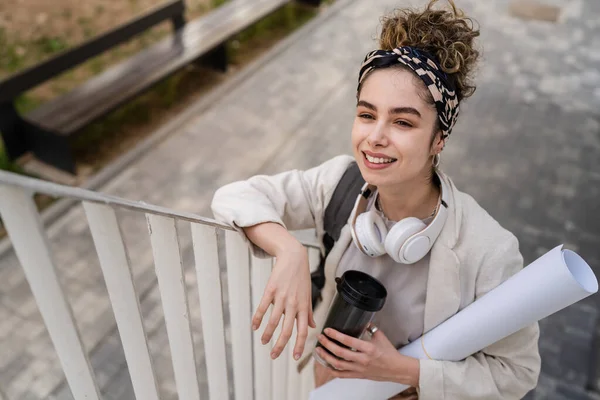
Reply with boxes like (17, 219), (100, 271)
(349, 172), (449, 264)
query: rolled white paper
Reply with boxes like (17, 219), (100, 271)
(310, 245), (598, 400)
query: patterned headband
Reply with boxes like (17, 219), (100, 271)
(358, 46), (459, 139)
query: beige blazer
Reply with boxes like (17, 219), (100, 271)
(211, 154), (541, 400)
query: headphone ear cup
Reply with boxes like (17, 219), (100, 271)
(384, 217), (427, 263)
(354, 210), (388, 257)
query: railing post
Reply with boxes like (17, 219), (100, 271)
(252, 255), (273, 400)
(271, 321), (289, 399)
(225, 230), (254, 399)
(83, 202), (161, 400)
(0, 185), (101, 400)
(191, 223), (230, 400)
(147, 214), (202, 400)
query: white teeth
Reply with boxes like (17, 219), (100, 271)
(365, 153), (395, 164)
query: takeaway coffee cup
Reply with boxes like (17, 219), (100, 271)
(313, 270), (387, 367)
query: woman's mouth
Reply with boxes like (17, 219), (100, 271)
(362, 151), (397, 169)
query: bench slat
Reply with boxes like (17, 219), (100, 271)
(27, 4), (233, 127)
(26, 0), (291, 135)
(0, 0), (184, 103)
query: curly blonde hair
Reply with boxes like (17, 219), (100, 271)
(378, 0), (480, 101)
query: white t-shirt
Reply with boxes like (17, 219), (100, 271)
(335, 192), (431, 348)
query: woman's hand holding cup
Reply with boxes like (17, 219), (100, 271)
(315, 326), (420, 388)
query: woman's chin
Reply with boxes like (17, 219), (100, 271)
(360, 170), (392, 188)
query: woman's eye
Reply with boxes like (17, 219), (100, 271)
(359, 113), (374, 120)
(395, 120), (413, 127)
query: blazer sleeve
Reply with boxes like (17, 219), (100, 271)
(418, 234), (542, 400)
(211, 155), (355, 257)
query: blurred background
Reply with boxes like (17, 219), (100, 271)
(0, 0), (599, 399)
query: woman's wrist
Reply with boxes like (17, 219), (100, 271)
(391, 353), (420, 387)
(244, 222), (304, 258)
(273, 234), (306, 259)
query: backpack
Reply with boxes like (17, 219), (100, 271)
(310, 161), (365, 309)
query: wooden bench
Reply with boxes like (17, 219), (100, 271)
(0, 0), (320, 174)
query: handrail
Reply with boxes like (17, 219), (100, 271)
(0, 170), (323, 249)
(0, 170), (234, 230)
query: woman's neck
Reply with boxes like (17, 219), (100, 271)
(377, 174), (440, 222)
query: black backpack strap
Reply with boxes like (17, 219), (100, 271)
(311, 161), (364, 308)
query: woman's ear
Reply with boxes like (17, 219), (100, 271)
(430, 131), (445, 155)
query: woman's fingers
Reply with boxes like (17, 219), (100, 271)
(315, 347), (359, 372)
(261, 300), (284, 345)
(324, 328), (372, 354)
(253, 287), (275, 331)
(293, 310), (309, 360)
(317, 334), (366, 364)
(272, 305), (296, 358)
(253, 252), (314, 359)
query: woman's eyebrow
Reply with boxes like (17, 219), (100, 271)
(357, 100), (421, 118)
(390, 106), (421, 118)
(357, 100), (377, 111)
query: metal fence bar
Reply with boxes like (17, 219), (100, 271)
(300, 358), (314, 400)
(147, 214), (201, 400)
(225, 230), (254, 399)
(286, 327), (301, 400)
(83, 202), (161, 400)
(271, 321), (289, 400)
(251, 255), (273, 400)
(190, 223), (229, 400)
(0, 185), (101, 400)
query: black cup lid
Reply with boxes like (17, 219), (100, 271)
(335, 270), (387, 312)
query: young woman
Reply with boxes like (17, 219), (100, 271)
(211, 1), (540, 398)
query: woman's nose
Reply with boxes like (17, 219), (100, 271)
(367, 122), (387, 146)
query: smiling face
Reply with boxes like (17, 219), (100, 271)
(352, 67), (444, 190)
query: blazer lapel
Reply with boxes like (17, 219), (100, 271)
(423, 172), (463, 333)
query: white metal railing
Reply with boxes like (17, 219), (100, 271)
(0, 170), (320, 400)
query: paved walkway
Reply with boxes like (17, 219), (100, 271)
(1, 0), (600, 399)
